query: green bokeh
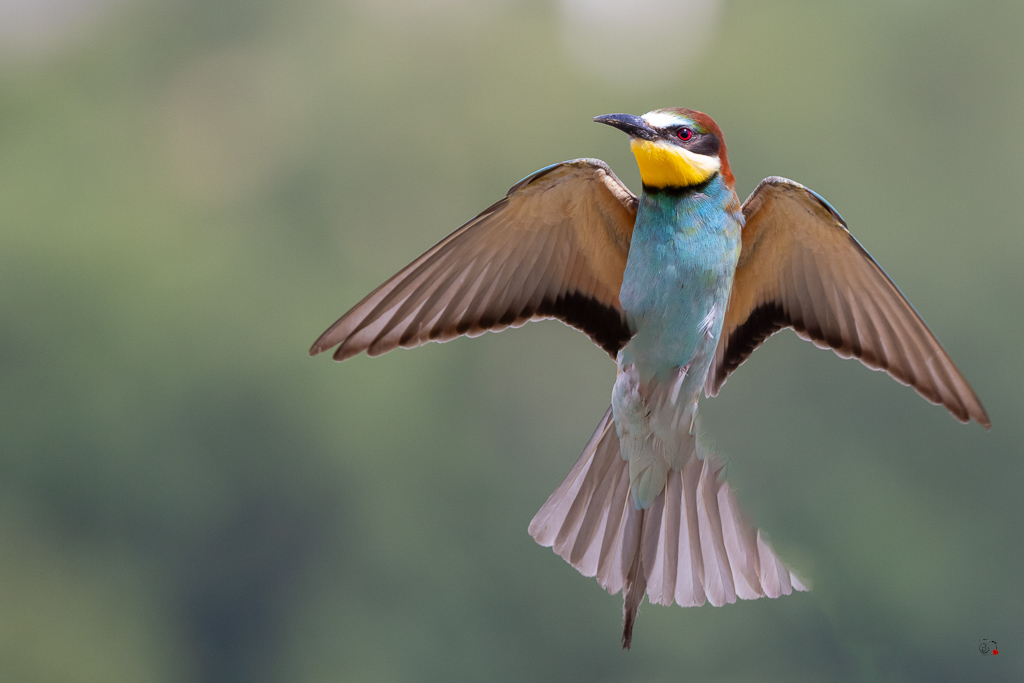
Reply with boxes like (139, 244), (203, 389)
(1, 1), (1021, 681)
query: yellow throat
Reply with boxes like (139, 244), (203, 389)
(629, 138), (721, 189)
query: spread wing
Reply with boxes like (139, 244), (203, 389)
(707, 176), (989, 427)
(310, 158), (638, 361)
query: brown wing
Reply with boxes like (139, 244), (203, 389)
(707, 176), (989, 427)
(310, 158), (638, 361)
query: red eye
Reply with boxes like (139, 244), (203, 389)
(677, 127), (693, 141)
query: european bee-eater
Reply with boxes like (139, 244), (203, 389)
(310, 108), (989, 648)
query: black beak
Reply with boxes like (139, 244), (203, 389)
(593, 113), (656, 141)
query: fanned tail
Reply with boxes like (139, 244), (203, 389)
(528, 406), (806, 648)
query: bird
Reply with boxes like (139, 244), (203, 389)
(309, 108), (989, 648)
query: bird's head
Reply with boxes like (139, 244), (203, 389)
(594, 108), (734, 191)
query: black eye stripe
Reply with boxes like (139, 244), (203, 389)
(685, 131), (720, 157)
(656, 124), (721, 158)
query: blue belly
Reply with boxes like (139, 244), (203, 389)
(618, 182), (742, 386)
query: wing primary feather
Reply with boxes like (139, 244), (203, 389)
(713, 176), (988, 426)
(311, 159), (638, 361)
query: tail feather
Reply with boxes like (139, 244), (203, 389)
(530, 405), (807, 647)
(573, 445), (630, 576)
(529, 408), (614, 550)
(718, 481), (764, 600)
(646, 456), (704, 606)
(566, 426), (624, 569)
(594, 462), (638, 594)
(641, 486), (671, 604)
(696, 456), (737, 607)
(529, 408), (643, 593)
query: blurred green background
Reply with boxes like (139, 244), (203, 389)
(1, 0), (1021, 681)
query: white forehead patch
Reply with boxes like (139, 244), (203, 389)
(642, 110), (690, 130)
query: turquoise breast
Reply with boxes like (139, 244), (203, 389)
(618, 175), (742, 385)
